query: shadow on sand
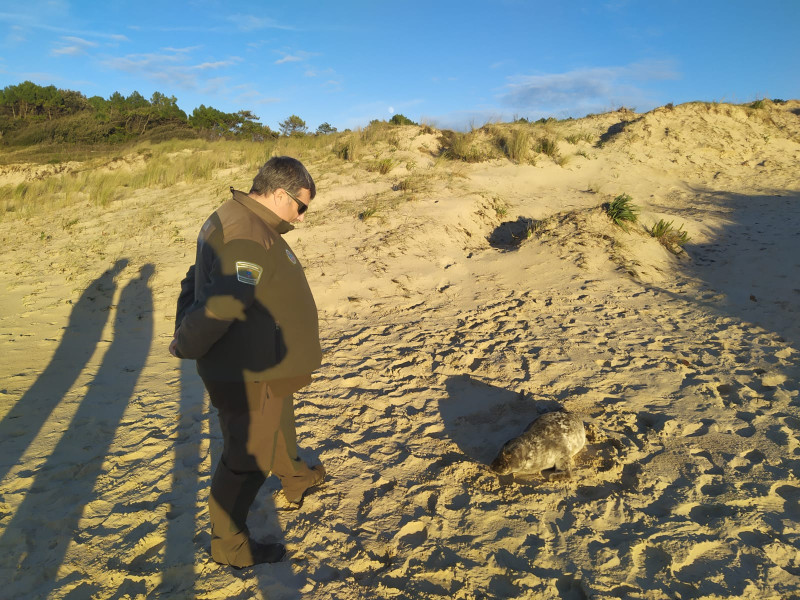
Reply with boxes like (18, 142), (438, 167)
(661, 188), (800, 355)
(439, 374), (546, 466)
(0, 263), (154, 598)
(0, 259), (128, 483)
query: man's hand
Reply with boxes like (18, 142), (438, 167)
(169, 336), (179, 357)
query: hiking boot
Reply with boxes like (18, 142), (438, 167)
(214, 538), (287, 569)
(282, 464), (326, 506)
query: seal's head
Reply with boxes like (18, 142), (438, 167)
(490, 438), (526, 475)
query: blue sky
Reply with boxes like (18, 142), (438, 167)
(1, 0), (798, 131)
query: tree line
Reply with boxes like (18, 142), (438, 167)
(0, 81), (348, 146)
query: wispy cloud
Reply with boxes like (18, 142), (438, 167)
(235, 89), (280, 106)
(274, 49), (319, 65)
(226, 14), (295, 32)
(102, 50), (241, 89)
(162, 45), (202, 53)
(51, 36), (98, 56)
(500, 61), (679, 117)
(275, 54), (303, 65)
(191, 58), (241, 70)
(0, 11), (129, 43)
(304, 66), (335, 78)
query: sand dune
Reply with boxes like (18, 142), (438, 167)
(1, 100), (799, 599)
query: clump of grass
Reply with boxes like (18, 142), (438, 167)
(556, 154), (571, 167)
(749, 99), (765, 109)
(440, 130), (487, 162)
(13, 182), (30, 203)
(535, 136), (559, 158)
(565, 132), (593, 145)
(359, 206), (378, 221)
(603, 193), (639, 231)
(650, 219), (690, 254)
(367, 158), (396, 174)
(393, 172), (434, 198)
(335, 136), (360, 161)
(498, 128), (530, 163)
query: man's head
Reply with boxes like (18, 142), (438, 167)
(249, 156), (316, 223)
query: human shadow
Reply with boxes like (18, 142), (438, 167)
(0, 264), (153, 598)
(156, 359), (206, 598)
(655, 188), (800, 353)
(0, 258), (128, 483)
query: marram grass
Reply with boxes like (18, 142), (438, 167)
(650, 219), (690, 254)
(604, 193), (639, 231)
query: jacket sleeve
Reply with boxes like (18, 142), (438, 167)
(175, 238), (273, 360)
(174, 265), (196, 334)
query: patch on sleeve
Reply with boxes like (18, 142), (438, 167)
(285, 248), (297, 264)
(235, 261), (263, 285)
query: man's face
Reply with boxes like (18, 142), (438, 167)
(270, 187), (311, 223)
(284, 187), (312, 223)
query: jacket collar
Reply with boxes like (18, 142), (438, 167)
(230, 188), (294, 234)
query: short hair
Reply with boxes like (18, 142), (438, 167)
(250, 156), (316, 199)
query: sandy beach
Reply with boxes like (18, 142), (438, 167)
(1, 100), (799, 599)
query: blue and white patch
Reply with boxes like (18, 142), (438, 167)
(235, 261), (263, 285)
(285, 249), (297, 265)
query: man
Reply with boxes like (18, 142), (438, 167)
(170, 156), (325, 568)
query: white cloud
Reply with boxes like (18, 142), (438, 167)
(227, 14), (294, 32)
(275, 54), (303, 65)
(162, 45), (202, 53)
(500, 61), (679, 117)
(304, 67), (334, 78)
(236, 90), (280, 105)
(51, 35), (98, 56)
(274, 50), (318, 65)
(191, 58), (241, 70)
(102, 51), (241, 89)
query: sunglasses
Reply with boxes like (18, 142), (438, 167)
(283, 188), (308, 215)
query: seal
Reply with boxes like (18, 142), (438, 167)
(490, 411), (586, 479)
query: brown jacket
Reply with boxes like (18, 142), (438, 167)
(175, 189), (321, 391)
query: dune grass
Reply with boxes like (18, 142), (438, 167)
(367, 158), (396, 175)
(497, 128), (531, 163)
(440, 130), (489, 162)
(603, 193), (639, 231)
(535, 136), (559, 158)
(650, 219), (690, 254)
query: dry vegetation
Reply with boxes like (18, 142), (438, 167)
(2, 98), (800, 600)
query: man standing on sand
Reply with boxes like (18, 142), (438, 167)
(170, 156), (325, 568)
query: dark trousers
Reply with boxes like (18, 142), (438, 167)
(202, 379), (314, 565)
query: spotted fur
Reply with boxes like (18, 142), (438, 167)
(490, 411), (586, 477)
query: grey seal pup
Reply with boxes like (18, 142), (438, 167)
(490, 411), (586, 479)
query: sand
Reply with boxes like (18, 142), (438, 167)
(1, 100), (799, 599)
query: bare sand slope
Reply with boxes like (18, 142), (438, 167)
(1, 101), (799, 599)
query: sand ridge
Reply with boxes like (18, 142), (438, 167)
(1, 101), (799, 599)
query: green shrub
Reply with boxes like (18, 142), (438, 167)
(604, 193), (639, 231)
(389, 114), (417, 126)
(649, 219), (690, 254)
